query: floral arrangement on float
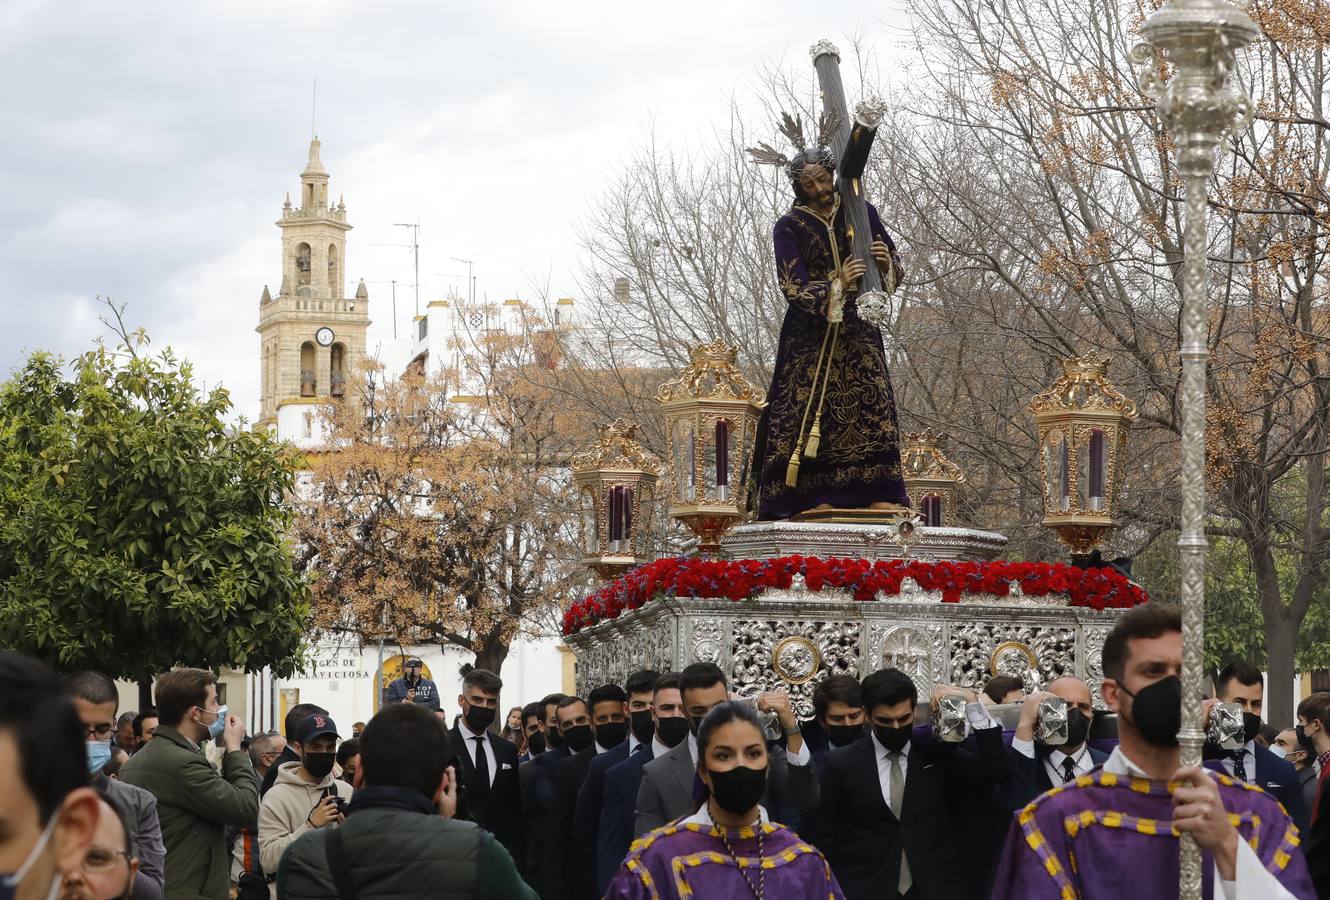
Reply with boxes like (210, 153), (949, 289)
(561, 555), (1148, 635)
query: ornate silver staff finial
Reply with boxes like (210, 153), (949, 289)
(854, 97), (889, 129)
(809, 38), (840, 63)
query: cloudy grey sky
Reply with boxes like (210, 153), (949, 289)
(1, 1), (905, 421)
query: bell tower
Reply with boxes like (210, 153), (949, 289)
(256, 138), (370, 444)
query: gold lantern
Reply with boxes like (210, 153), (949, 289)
(570, 419), (662, 578)
(657, 341), (766, 555)
(901, 429), (966, 527)
(1028, 352), (1137, 554)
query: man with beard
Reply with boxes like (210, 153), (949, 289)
(992, 603), (1313, 898)
(596, 674), (688, 894)
(448, 669), (522, 870)
(1205, 661), (1307, 832)
(744, 120), (908, 520)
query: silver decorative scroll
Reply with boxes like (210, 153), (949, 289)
(1135, 1), (1257, 895)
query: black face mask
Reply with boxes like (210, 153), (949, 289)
(630, 710), (655, 746)
(707, 764), (768, 815)
(873, 722), (912, 753)
(827, 724), (867, 748)
(465, 705), (496, 734)
(1062, 708), (1091, 748)
(1120, 674), (1181, 747)
(656, 716), (690, 748)
(546, 725), (565, 749)
(1242, 712), (1262, 745)
(562, 723), (594, 753)
(303, 751), (336, 779)
(527, 731), (546, 756)
(595, 721), (628, 750)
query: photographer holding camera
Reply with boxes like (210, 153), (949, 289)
(384, 658), (440, 711)
(257, 714), (352, 895)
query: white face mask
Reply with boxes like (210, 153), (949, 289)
(0, 811), (62, 900)
(1268, 745), (1287, 760)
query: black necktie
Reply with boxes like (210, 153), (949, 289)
(1231, 750), (1248, 782)
(1061, 756), (1077, 784)
(474, 736), (490, 793)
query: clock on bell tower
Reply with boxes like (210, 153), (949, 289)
(255, 137), (371, 445)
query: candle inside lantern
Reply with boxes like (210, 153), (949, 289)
(715, 419), (730, 500)
(1088, 428), (1106, 511)
(1060, 437), (1071, 513)
(921, 494), (942, 527)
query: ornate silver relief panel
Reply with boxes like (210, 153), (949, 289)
(729, 619), (861, 719)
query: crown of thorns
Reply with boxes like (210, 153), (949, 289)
(746, 110), (840, 182)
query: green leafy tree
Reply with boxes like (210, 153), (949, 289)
(0, 321), (309, 681)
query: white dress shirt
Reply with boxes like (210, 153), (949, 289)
(1221, 741), (1257, 783)
(870, 732), (910, 807)
(1011, 737), (1096, 784)
(682, 802), (769, 828)
(651, 736), (671, 759)
(1104, 747), (1295, 900)
(457, 717), (497, 787)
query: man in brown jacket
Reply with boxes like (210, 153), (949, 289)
(121, 668), (259, 899)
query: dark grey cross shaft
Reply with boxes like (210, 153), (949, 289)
(811, 40), (886, 296)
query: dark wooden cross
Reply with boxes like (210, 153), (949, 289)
(811, 40), (892, 297)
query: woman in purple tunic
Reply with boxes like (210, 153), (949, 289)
(605, 702), (844, 900)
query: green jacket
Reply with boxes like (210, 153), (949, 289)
(277, 786), (536, 900)
(121, 725), (259, 900)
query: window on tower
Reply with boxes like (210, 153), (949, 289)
(296, 243), (312, 287)
(331, 343), (345, 397)
(300, 341), (316, 396)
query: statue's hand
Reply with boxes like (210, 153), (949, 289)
(843, 257), (867, 286)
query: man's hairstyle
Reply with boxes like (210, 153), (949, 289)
(248, 732), (283, 768)
(982, 675), (1025, 704)
(654, 673), (682, 696)
(556, 695), (588, 719)
(521, 701), (543, 724)
(1215, 661), (1263, 697)
(813, 674), (864, 719)
(861, 668), (919, 711)
(1101, 602), (1182, 682)
(65, 671), (119, 709)
(358, 703), (452, 798)
(155, 668), (218, 727)
(336, 737), (360, 768)
(679, 662), (728, 696)
(1298, 692), (1330, 730)
(462, 668), (503, 696)
(132, 708), (159, 738)
(0, 651), (86, 824)
(540, 692), (568, 716)
(283, 702), (329, 739)
(696, 701), (766, 759)
(625, 669), (661, 697)
(115, 711), (136, 731)
(588, 684), (628, 708)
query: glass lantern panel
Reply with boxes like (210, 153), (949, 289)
(1044, 430), (1070, 514)
(636, 482), (655, 555)
(606, 485), (635, 553)
(580, 489), (598, 555)
(1088, 428), (1106, 511)
(701, 421), (718, 500)
(715, 419), (731, 502)
(673, 420), (696, 503)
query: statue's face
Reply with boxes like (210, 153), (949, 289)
(798, 163), (835, 212)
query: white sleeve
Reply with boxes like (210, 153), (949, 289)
(1215, 838), (1297, 900)
(1010, 736), (1036, 760)
(785, 738), (811, 767)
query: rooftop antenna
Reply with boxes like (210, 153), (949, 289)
(394, 222), (420, 316)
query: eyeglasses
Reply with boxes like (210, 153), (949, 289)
(83, 724), (114, 740)
(83, 846), (131, 873)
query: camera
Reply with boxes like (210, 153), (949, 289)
(323, 787), (348, 815)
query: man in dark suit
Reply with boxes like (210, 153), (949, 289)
(997, 676), (1109, 812)
(573, 669), (657, 890)
(812, 668), (1009, 900)
(517, 700), (543, 763)
(1274, 726), (1320, 813)
(1297, 691), (1330, 898)
(633, 662), (818, 836)
(546, 686), (627, 900)
(1207, 660), (1308, 832)
(449, 668), (523, 869)
(518, 692), (567, 895)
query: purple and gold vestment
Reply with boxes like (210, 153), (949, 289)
(605, 818), (844, 900)
(991, 767), (1314, 899)
(746, 198), (909, 520)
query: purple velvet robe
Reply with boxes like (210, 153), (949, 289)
(991, 768), (1315, 899)
(605, 818), (844, 900)
(747, 197), (909, 520)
